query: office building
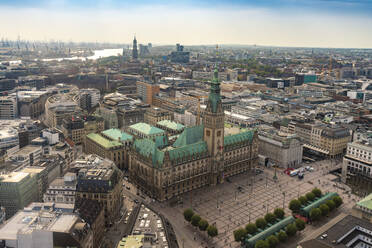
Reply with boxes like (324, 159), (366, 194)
(43, 173), (77, 204)
(136, 81), (160, 105)
(0, 79), (16, 92)
(79, 88), (100, 111)
(129, 67), (258, 201)
(169, 44), (190, 63)
(17, 90), (49, 119)
(42, 129), (60, 145)
(8, 145), (43, 168)
(62, 117), (85, 145)
(0, 94), (17, 119)
(132, 36), (138, 60)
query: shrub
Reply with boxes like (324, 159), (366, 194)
(245, 223), (258, 235)
(312, 188), (322, 198)
(264, 213), (276, 224)
(183, 208), (194, 222)
(273, 208), (285, 219)
(277, 231), (288, 242)
(191, 214), (201, 227)
(234, 228), (247, 242)
(289, 199), (301, 212)
(256, 218), (267, 229)
(207, 225), (218, 238)
(305, 192), (316, 201)
(319, 204), (330, 216)
(198, 219), (209, 231)
(285, 223), (297, 236)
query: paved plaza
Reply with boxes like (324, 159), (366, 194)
(151, 159), (363, 248)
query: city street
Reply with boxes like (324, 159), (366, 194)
(152, 159), (363, 248)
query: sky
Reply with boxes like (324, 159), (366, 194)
(0, 0), (372, 48)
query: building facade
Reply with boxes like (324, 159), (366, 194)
(128, 67), (258, 201)
(136, 81), (160, 105)
(43, 173), (77, 204)
(144, 107), (173, 126)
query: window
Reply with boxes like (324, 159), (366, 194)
(206, 130), (210, 137)
(217, 131), (221, 137)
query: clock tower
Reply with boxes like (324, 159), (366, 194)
(203, 65), (224, 185)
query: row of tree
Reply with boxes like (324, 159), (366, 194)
(309, 196), (343, 221)
(233, 208), (286, 242)
(183, 208), (218, 239)
(289, 188), (322, 213)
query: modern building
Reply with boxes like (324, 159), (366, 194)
(17, 90), (49, 119)
(0, 94), (17, 119)
(169, 44), (190, 63)
(0, 202), (93, 248)
(0, 171), (38, 219)
(20, 166), (48, 202)
(144, 107), (173, 126)
(62, 117), (85, 145)
(43, 173), (77, 204)
(342, 140), (372, 185)
(136, 81), (160, 105)
(0, 125), (19, 150)
(8, 145), (43, 168)
(79, 88), (100, 111)
(128, 67), (258, 201)
(132, 36), (138, 60)
(42, 129), (60, 145)
(74, 155), (123, 227)
(258, 130), (303, 168)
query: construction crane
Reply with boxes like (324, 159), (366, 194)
(169, 95), (208, 125)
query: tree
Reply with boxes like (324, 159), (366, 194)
(305, 192), (316, 201)
(234, 228), (247, 242)
(295, 218), (306, 232)
(312, 188), (322, 198)
(326, 200), (336, 211)
(207, 225), (218, 238)
(255, 240), (269, 248)
(277, 231), (288, 242)
(256, 218), (267, 230)
(298, 196), (308, 205)
(267, 235), (279, 248)
(183, 208), (194, 222)
(333, 196), (343, 208)
(198, 219), (209, 231)
(191, 214), (201, 227)
(265, 213), (276, 224)
(319, 204), (330, 216)
(310, 208), (321, 221)
(289, 199), (301, 213)
(246, 223), (258, 235)
(285, 223), (297, 236)
(273, 208), (285, 219)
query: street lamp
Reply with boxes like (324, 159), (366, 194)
(282, 192), (286, 209)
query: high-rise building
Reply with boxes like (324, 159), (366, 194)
(136, 81), (160, 105)
(0, 94), (18, 119)
(132, 36), (138, 60)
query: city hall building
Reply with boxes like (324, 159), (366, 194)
(129, 67), (258, 201)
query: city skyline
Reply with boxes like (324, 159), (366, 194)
(0, 0), (372, 48)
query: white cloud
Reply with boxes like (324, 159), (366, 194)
(0, 5), (371, 48)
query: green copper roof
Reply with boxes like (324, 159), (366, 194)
(133, 139), (165, 167)
(224, 130), (255, 147)
(154, 135), (168, 148)
(208, 65), (222, 113)
(357, 193), (372, 210)
(157, 120), (185, 131)
(86, 133), (122, 149)
(173, 125), (204, 148)
(129, 123), (165, 136)
(102, 128), (133, 142)
(169, 141), (207, 161)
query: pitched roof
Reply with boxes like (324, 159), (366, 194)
(129, 122), (165, 136)
(86, 133), (122, 149)
(133, 139), (165, 167)
(169, 141), (207, 161)
(102, 128), (133, 142)
(357, 193), (372, 210)
(157, 120), (185, 131)
(224, 130), (255, 147)
(173, 125), (203, 148)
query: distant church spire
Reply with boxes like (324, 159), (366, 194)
(132, 35), (138, 60)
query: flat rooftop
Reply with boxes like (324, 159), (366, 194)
(0, 172), (29, 183)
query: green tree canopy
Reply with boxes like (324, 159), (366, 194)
(333, 196), (343, 208)
(289, 199), (301, 212)
(295, 218), (306, 231)
(255, 240), (270, 248)
(267, 235), (279, 248)
(312, 188), (322, 198)
(245, 223), (258, 235)
(265, 213), (276, 224)
(319, 204), (330, 216)
(198, 219), (209, 231)
(285, 223), (297, 236)
(310, 208), (321, 221)
(273, 208), (285, 219)
(326, 200), (336, 211)
(277, 231), (288, 242)
(191, 214), (201, 227)
(234, 228), (247, 242)
(298, 196), (308, 205)
(207, 225), (218, 238)
(183, 208), (194, 222)
(305, 192), (316, 201)
(256, 218), (267, 230)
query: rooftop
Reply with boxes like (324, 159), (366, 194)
(356, 193), (372, 211)
(129, 122), (165, 136)
(86, 133), (123, 149)
(0, 172), (29, 183)
(157, 120), (185, 131)
(116, 235), (144, 248)
(102, 128), (133, 142)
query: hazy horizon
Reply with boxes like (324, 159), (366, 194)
(1, 0), (372, 49)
